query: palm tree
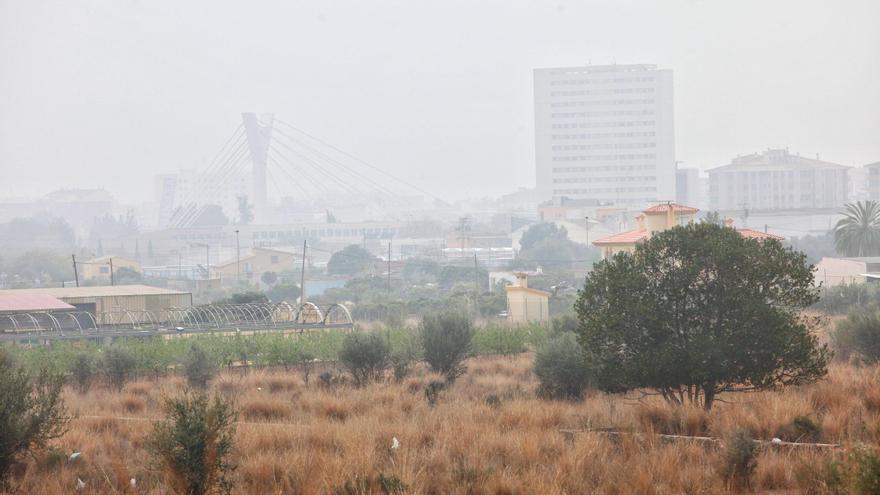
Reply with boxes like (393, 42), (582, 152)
(833, 200), (880, 257)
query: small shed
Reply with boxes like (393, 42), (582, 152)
(505, 273), (551, 323)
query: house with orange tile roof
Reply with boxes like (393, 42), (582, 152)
(592, 203), (784, 259)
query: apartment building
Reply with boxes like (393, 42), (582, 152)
(708, 149), (849, 211)
(534, 64), (676, 207)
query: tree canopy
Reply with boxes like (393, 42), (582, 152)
(833, 200), (880, 257)
(519, 222), (569, 252)
(327, 244), (376, 276)
(575, 222), (829, 410)
(0, 216), (75, 254)
(514, 222), (597, 270)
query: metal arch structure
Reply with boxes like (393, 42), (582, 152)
(0, 301), (354, 341)
(68, 311), (98, 331)
(322, 303), (353, 326)
(294, 302), (323, 324)
(1, 314), (20, 332)
(272, 301), (297, 323)
(33, 312), (62, 332)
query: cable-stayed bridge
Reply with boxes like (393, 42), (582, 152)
(166, 113), (437, 228)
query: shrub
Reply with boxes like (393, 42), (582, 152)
(533, 332), (593, 400)
(332, 473), (407, 495)
(70, 353), (94, 393)
(183, 345), (218, 389)
(720, 429), (758, 490)
(318, 371), (340, 389)
(0, 351), (69, 487)
(420, 312), (474, 382)
(847, 445), (880, 495)
(550, 314), (579, 335)
(390, 331), (421, 382)
(775, 415), (821, 442)
(300, 352), (316, 385)
(100, 347), (137, 391)
(794, 457), (845, 495)
(424, 380), (447, 407)
(148, 391), (236, 495)
(338, 332), (392, 387)
(832, 305), (880, 362)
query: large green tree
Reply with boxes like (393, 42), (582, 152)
(575, 223), (829, 410)
(833, 200), (880, 257)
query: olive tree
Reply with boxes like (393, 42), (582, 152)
(0, 351), (69, 487)
(576, 222), (829, 410)
(338, 332), (392, 386)
(420, 312), (474, 382)
(148, 392), (236, 495)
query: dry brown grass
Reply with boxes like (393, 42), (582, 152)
(5, 355), (877, 494)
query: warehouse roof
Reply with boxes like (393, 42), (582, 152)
(0, 294), (75, 312)
(0, 284), (189, 298)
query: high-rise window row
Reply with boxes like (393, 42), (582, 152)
(535, 64), (675, 207)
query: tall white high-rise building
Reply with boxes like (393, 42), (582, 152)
(534, 64), (675, 207)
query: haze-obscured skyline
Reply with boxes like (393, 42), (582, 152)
(1, 0), (878, 203)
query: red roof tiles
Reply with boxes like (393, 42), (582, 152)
(592, 229), (650, 245)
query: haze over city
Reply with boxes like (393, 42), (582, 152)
(2, 0), (878, 201)
(2, 2), (880, 494)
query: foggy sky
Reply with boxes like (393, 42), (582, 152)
(1, 0), (879, 203)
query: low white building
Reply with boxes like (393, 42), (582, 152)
(813, 257), (880, 287)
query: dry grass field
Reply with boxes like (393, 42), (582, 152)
(7, 353), (880, 494)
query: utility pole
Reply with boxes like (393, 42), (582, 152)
(205, 244), (210, 279)
(178, 252), (182, 279)
(235, 229), (241, 284)
(473, 252), (479, 315)
(109, 258), (115, 286)
(71, 254), (79, 287)
(387, 239), (392, 294)
(584, 216), (590, 244)
(299, 240), (307, 303)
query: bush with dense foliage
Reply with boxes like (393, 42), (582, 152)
(420, 312), (474, 382)
(338, 332), (392, 386)
(0, 351), (68, 488)
(183, 345), (218, 389)
(533, 332), (593, 400)
(70, 353), (94, 393)
(832, 305), (880, 362)
(148, 392), (236, 495)
(100, 346), (138, 391)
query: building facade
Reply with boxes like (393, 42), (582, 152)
(79, 256), (142, 281)
(708, 149), (850, 211)
(0, 285), (192, 324)
(867, 162), (880, 202)
(505, 273), (550, 323)
(592, 203), (783, 259)
(534, 64), (676, 207)
(675, 167), (704, 210)
(211, 247), (298, 285)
